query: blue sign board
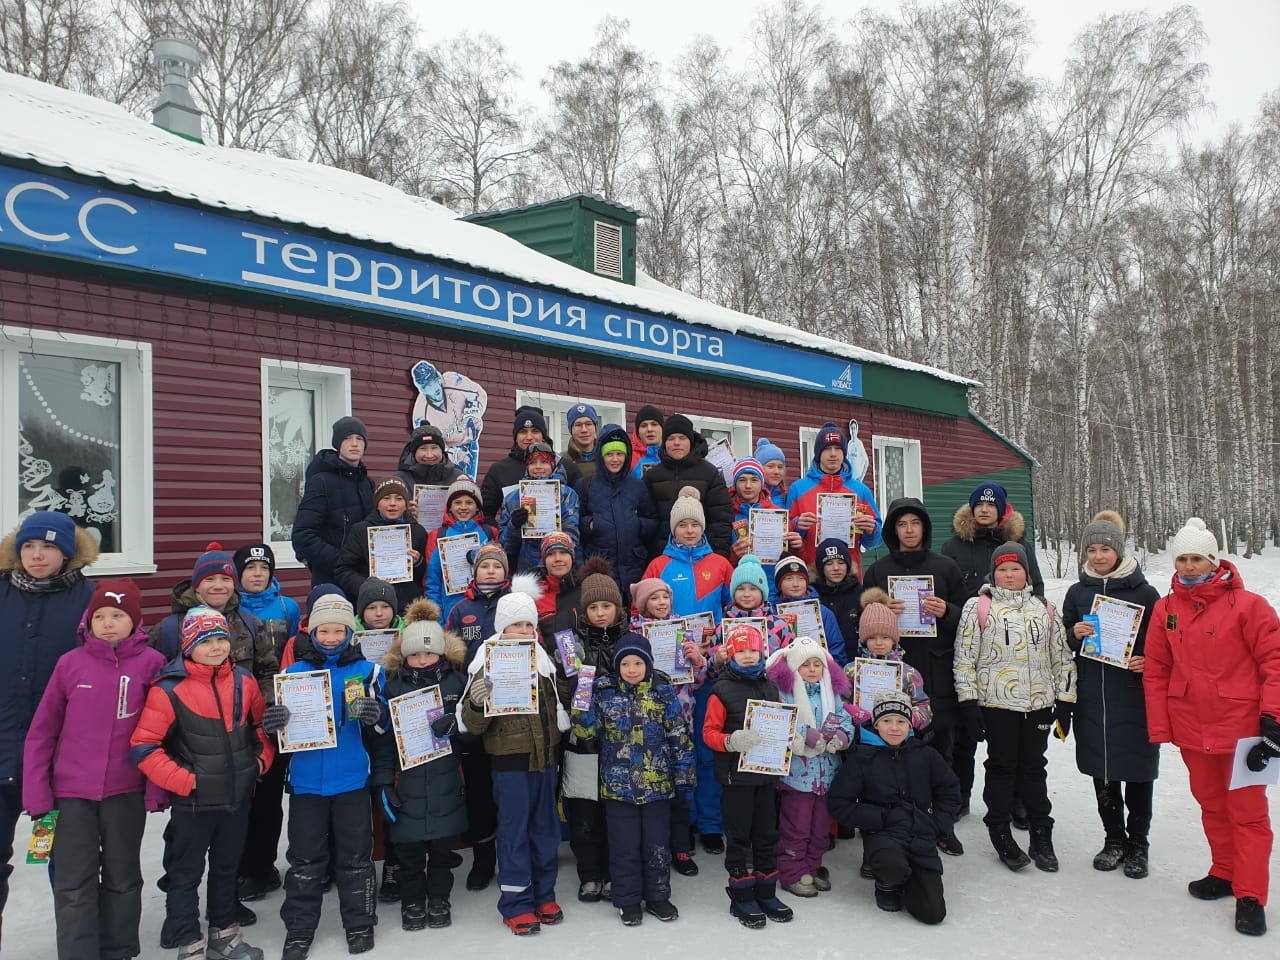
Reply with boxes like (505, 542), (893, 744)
(0, 164), (862, 397)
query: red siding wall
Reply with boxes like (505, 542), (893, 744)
(1, 265), (1024, 618)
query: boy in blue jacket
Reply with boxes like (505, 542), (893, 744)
(773, 554), (848, 666)
(581, 424), (658, 599)
(499, 442), (581, 574)
(262, 595), (385, 959)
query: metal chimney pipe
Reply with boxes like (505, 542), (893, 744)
(151, 37), (203, 142)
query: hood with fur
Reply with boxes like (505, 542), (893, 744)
(950, 504), (1026, 544)
(383, 597), (467, 673)
(0, 523), (99, 575)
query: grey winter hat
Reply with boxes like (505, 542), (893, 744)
(1081, 510), (1126, 559)
(989, 541), (1030, 581)
(357, 578), (398, 618)
(401, 619), (446, 657)
(331, 415), (367, 449)
(872, 689), (912, 725)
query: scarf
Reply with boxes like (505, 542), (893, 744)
(7, 567), (83, 594)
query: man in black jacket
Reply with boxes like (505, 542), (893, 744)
(642, 415), (734, 558)
(292, 416), (375, 588)
(480, 405), (582, 520)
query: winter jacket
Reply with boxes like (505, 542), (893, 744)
(0, 523), (98, 784)
(285, 630), (384, 796)
(629, 435), (661, 480)
(765, 655), (854, 795)
(23, 619), (167, 815)
(535, 566), (582, 654)
(425, 518), (499, 624)
(152, 582), (279, 703)
(940, 504), (1044, 599)
(457, 640), (567, 772)
(842, 646), (932, 730)
(1061, 557), (1161, 782)
(703, 664), (782, 786)
(556, 620), (626, 713)
(292, 449), (375, 586)
(778, 585), (849, 666)
(1144, 560), (1280, 755)
(394, 441), (464, 511)
(954, 584), (1077, 712)
(581, 425), (659, 595)
(566, 437), (598, 487)
(630, 614), (708, 730)
(481, 444), (582, 522)
(785, 458), (882, 574)
(863, 498), (967, 715)
(815, 570), (863, 650)
(130, 657), (273, 812)
(572, 671), (695, 804)
(498, 474), (581, 574)
(446, 579), (512, 663)
(641, 536), (733, 623)
(827, 735), (962, 874)
(335, 512), (428, 613)
(729, 490), (784, 600)
(369, 635), (468, 844)
(237, 579), (301, 650)
(643, 435), (735, 557)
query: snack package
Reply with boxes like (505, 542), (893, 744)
(27, 811), (58, 865)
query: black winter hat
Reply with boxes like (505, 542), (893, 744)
(233, 543), (275, 578)
(512, 405), (548, 441)
(357, 578), (398, 618)
(663, 414), (696, 444)
(331, 415), (368, 450)
(634, 404), (665, 432)
(408, 424), (447, 455)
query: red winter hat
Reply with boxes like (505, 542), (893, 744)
(87, 578), (143, 631)
(723, 623), (764, 657)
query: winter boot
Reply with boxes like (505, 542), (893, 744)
(427, 898), (452, 928)
(177, 940), (205, 960)
(535, 901), (564, 925)
(619, 904), (643, 926)
(813, 866), (831, 891)
(578, 880), (604, 902)
(1188, 874), (1234, 900)
(345, 927), (374, 955)
(726, 873), (766, 929)
(673, 851), (699, 876)
(401, 902), (427, 932)
(503, 913), (541, 936)
(874, 883), (905, 912)
(937, 830), (965, 856)
(1122, 841), (1149, 879)
(701, 833), (725, 855)
(753, 871), (794, 923)
(1028, 824), (1059, 873)
(378, 863), (401, 903)
(280, 931), (313, 960)
(233, 902), (256, 928)
(783, 875), (818, 898)
(205, 924), (263, 960)
(1093, 840), (1127, 871)
(645, 899), (679, 921)
(989, 823), (1031, 871)
(467, 839), (496, 891)
(1236, 897), (1267, 936)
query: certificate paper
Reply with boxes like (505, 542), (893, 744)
(776, 599), (827, 648)
(644, 619), (695, 684)
(355, 629), (397, 666)
(815, 493), (858, 548)
(682, 613), (716, 652)
(273, 670), (338, 753)
(389, 684), (452, 770)
(705, 437), (737, 487)
(749, 508), (789, 564)
(439, 532), (481, 596)
(1081, 595), (1145, 668)
(484, 638), (539, 716)
(737, 699), (799, 776)
(414, 484), (450, 530)
(1230, 737), (1280, 790)
(368, 524), (413, 584)
(888, 576), (937, 639)
(719, 617), (768, 653)
(519, 479), (561, 539)
(852, 658), (905, 714)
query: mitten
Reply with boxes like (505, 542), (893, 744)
(380, 786), (402, 823)
(469, 677), (493, 706)
(349, 697), (383, 726)
(430, 713), (458, 738)
(826, 731), (850, 754)
(262, 702), (291, 735)
(959, 701), (985, 743)
(1052, 701), (1074, 741)
(791, 732), (807, 756)
(509, 507), (530, 529)
(1246, 714), (1280, 772)
(804, 728), (822, 748)
(727, 729), (762, 752)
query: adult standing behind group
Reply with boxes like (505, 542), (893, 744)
(0, 511), (98, 944)
(293, 416), (375, 589)
(643, 414), (734, 558)
(480, 405), (582, 522)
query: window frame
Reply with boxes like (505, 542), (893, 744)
(261, 358), (351, 569)
(1, 324), (154, 575)
(513, 390), (627, 454)
(686, 415), (752, 465)
(797, 426), (819, 473)
(871, 434), (923, 507)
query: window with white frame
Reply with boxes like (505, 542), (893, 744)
(262, 360), (351, 566)
(1, 326), (154, 573)
(797, 426), (819, 472)
(871, 435), (923, 507)
(514, 391), (626, 454)
(686, 415), (752, 485)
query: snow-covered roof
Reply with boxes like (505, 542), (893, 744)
(0, 70), (978, 388)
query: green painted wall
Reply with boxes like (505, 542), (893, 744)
(860, 363), (970, 417)
(467, 196), (637, 284)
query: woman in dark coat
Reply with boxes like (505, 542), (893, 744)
(1061, 511), (1160, 880)
(580, 424), (658, 597)
(642, 415), (733, 558)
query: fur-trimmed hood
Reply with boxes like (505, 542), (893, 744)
(950, 504), (1026, 544)
(0, 523), (99, 575)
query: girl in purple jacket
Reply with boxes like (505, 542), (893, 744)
(23, 578), (167, 960)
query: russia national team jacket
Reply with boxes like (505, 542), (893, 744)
(785, 458), (882, 574)
(641, 535), (733, 623)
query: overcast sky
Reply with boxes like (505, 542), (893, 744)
(408, 0), (1278, 142)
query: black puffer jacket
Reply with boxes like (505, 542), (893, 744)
(828, 733), (962, 873)
(707, 667), (781, 787)
(643, 433), (734, 558)
(939, 504), (1044, 599)
(292, 450), (375, 586)
(481, 444), (582, 522)
(334, 512), (428, 614)
(815, 572), (863, 645)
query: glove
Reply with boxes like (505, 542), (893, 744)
(826, 731), (850, 754)
(380, 786), (402, 823)
(349, 697), (383, 726)
(509, 507), (530, 529)
(1053, 701), (1074, 741)
(959, 701), (985, 743)
(1246, 714), (1280, 772)
(804, 728), (823, 748)
(727, 729), (762, 753)
(791, 732), (807, 756)
(469, 677), (493, 706)
(262, 703), (291, 735)
(430, 713), (458, 738)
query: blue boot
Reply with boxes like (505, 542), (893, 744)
(726, 873), (765, 929)
(753, 870), (794, 923)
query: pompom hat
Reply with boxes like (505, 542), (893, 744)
(1169, 517), (1219, 566)
(192, 542), (235, 591)
(1081, 510), (1126, 558)
(668, 486), (705, 530)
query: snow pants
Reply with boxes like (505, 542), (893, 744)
(566, 796), (610, 883)
(396, 837), (455, 905)
(1094, 778), (1153, 846)
(981, 706), (1052, 829)
(869, 847), (946, 925)
(239, 753), (288, 884)
(721, 782), (778, 876)
(605, 799), (671, 908)
(1182, 749), (1272, 904)
(693, 684), (724, 834)
(281, 789), (377, 932)
(492, 766), (560, 919)
(777, 787), (832, 885)
(162, 802), (251, 948)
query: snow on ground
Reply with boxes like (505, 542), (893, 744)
(9, 545), (1280, 959)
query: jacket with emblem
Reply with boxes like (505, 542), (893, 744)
(237, 578), (301, 651)
(445, 579), (512, 663)
(498, 472), (582, 574)
(641, 536), (733, 623)
(292, 449), (374, 585)
(940, 503), (1044, 599)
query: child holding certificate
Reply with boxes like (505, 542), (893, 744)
(457, 587), (571, 936)
(843, 590), (932, 731)
(572, 634), (694, 926)
(828, 690), (962, 925)
(130, 606), (273, 960)
(774, 554), (848, 665)
(370, 599), (468, 932)
(709, 556), (796, 667)
(784, 421), (881, 575)
(424, 476), (498, 623)
(729, 458), (800, 598)
(1061, 511), (1160, 880)
(498, 442), (581, 574)
(334, 477), (427, 613)
(702, 623), (794, 928)
(763, 637), (854, 899)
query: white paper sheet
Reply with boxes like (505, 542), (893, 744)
(273, 670), (337, 753)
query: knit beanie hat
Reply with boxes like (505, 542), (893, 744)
(730, 555), (769, 599)
(445, 476), (483, 514)
(233, 543), (275, 578)
(634, 404), (665, 432)
(754, 437), (785, 466)
(494, 590), (539, 636)
(331, 415), (367, 449)
(15, 510), (77, 558)
(773, 554), (810, 588)
(817, 538), (851, 571)
(668, 486), (705, 529)
(192, 542), (236, 591)
(86, 578), (143, 631)
(374, 477), (410, 508)
(524, 441), (556, 466)
(629, 578), (672, 617)
(309, 595), (357, 632)
(611, 632), (653, 675)
(723, 623), (764, 657)
(1169, 517), (1219, 566)
(732, 458), (765, 484)
(990, 541), (1030, 581)
(181, 606), (229, 657)
(357, 578), (398, 618)
(470, 542), (510, 578)
(401, 598), (446, 657)
(408, 424), (446, 456)
(969, 481), (1008, 517)
(512, 405), (548, 440)
(580, 571), (623, 612)
(782, 635), (827, 673)
(566, 403), (599, 429)
(872, 689), (912, 725)
(1081, 510), (1126, 558)
(858, 587), (899, 643)
(600, 437), (630, 458)
(663, 414), (696, 444)
(540, 531), (575, 562)
(815, 421), (846, 456)
(306, 583), (344, 615)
